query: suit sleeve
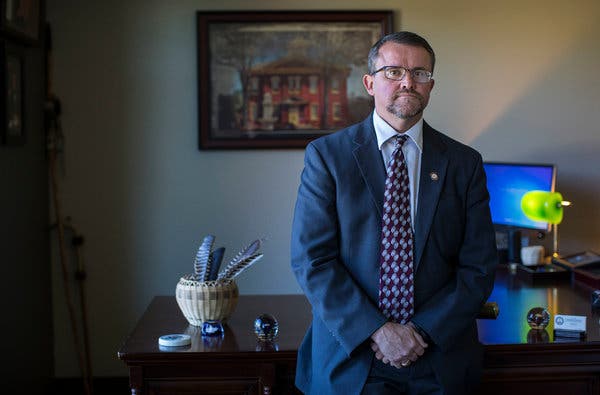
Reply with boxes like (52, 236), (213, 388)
(291, 142), (387, 356)
(411, 154), (498, 351)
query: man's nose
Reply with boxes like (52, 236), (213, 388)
(399, 71), (416, 90)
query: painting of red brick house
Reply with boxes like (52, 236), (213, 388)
(245, 51), (351, 132)
(198, 11), (393, 149)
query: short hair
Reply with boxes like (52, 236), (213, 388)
(368, 31), (436, 74)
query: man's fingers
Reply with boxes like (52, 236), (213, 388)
(413, 331), (428, 349)
(371, 342), (379, 353)
(414, 344), (425, 357)
(408, 322), (429, 349)
(371, 322), (429, 365)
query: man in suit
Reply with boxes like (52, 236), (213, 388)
(290, 31), (498, 394)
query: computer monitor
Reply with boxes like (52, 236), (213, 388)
(483, 162), (556, 231)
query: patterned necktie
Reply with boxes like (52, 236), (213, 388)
(378, 134), (414, 324)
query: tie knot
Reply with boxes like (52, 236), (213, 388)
(395, 134), (409, 147)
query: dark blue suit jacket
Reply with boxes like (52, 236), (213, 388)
(290, 115), (498, 395)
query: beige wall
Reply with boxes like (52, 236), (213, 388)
(47, 0), (600, 377)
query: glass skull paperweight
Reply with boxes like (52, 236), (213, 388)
(254, 313), (279, 342)
(526, 307), (550, 330)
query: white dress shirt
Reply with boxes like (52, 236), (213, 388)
(372, 111), (423, 228)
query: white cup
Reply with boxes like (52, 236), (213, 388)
(521, 245), (545, 266)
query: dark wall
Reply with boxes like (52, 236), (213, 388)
(0, 20), (53, 395)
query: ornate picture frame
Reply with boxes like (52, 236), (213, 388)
(197, 10), (393, 149)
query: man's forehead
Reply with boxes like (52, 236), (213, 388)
(377, 43), (432, 67)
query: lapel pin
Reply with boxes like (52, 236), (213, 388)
(430, 172), (439, 181)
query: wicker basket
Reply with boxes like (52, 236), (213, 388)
(175, 277), (239, 326)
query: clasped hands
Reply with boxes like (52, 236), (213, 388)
(370, 322), (428, 369)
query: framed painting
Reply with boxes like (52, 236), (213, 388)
(1, 0), (41, 45)
(197, 10), (393, 149)
(1, 41), (24, 145)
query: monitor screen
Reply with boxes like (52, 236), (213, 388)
(483, 162), (556, 231)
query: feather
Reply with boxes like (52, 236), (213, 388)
(194, 234), (215, 281)
(228, 238), (263, 268)
(204, 253), (214, 282)
(207, 247), (225, 281)
(218, 252), (263, 281)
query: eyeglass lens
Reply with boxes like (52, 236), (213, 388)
(384, 67), (431, 83)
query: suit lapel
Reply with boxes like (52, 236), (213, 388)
(414, 123), (448, 269)
(352, 118), (386, 217)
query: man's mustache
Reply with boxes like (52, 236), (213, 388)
(392, 89), (424, 101)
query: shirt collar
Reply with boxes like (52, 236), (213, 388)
(373, 110), (424, 153)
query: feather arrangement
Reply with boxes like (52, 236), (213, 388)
(191, 235), (264, 282)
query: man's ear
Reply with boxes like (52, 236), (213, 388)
(363, 74), (374, 96)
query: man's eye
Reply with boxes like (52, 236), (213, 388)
(387, 68), (402, 76)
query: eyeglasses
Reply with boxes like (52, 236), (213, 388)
(371, 66), (433, 83)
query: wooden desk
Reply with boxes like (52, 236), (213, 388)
(118, 294), (310, 394)
(119, 266), (600, 394)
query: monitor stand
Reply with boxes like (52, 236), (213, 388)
(507, 229), (522, 264)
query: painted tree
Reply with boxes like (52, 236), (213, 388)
(210, 25), (275, 130)
(306, 28), (377, 129)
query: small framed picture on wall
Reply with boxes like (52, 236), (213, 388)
(1, 0), (41, 45)
(1, 41), (25, 145)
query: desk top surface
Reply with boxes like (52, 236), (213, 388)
(119, 266), (600, 361)
(478, 265), (600, 346)
(118, 294), (312, 359)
